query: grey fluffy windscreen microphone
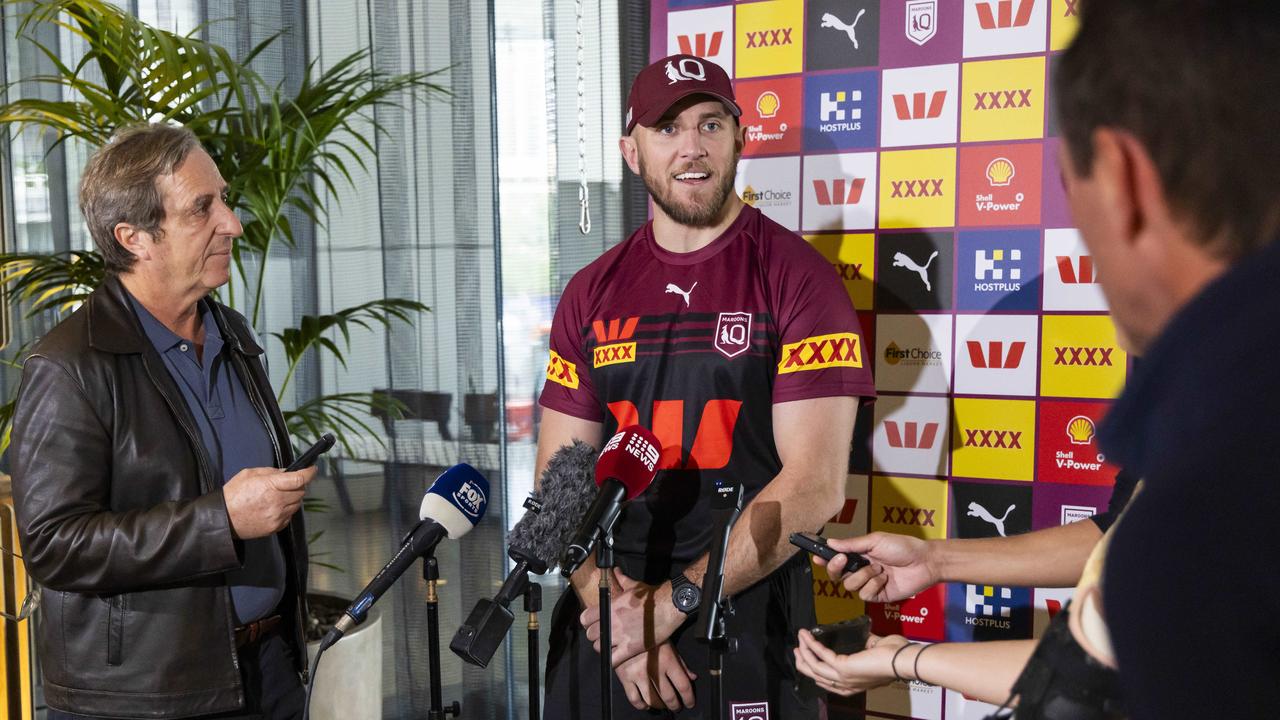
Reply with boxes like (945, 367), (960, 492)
(450, 440), (597, 667)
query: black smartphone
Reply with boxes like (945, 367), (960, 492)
(810, 615), (872, 654)
(789, 531), (871, 572)
(285, 433), (336, 472)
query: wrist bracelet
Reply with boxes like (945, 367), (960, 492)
(913, 643), (936, 686)
(891, 642), (917, 683)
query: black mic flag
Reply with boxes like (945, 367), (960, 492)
(450, 441), (597, 667)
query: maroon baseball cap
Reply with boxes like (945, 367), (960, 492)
(625, 54), (742, 134)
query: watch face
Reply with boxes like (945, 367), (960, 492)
(674, 584), (700, 612)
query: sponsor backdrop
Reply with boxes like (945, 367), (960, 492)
(651, 1), (1120, 717)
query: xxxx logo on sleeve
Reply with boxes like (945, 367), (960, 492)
(806, 233), (875, 310)
(735, 0), (804, 78)
(960, 56), (1046, 142)
(1039, 315), (1127, 398)
(951, 398), (1035, 481)
(545, 349), (579, 389)
(778, 332), (864, 374)
(591, 317), (639, 368)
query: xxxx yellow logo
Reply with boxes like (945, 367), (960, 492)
(960, 56), (1045, 142)
(778, 332), (863, 374)
(546, 350), (580, 390)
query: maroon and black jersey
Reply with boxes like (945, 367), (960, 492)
(540, 205), (874, 582)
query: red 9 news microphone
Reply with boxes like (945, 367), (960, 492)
(559, 425), (660, 577)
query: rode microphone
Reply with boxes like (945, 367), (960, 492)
(450, 441), (598, 667)
(320, 464), (489, 651)
(560, 425), (661, 577)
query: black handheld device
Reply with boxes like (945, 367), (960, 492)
(286, 433), (336, 472)
(789, 531), (871, 572)
(810, 615), (872, 654)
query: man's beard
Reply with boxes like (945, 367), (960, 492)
(639, 154), (739, 228)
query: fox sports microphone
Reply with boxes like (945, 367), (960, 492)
(450, 440), (598, 667)
(319, 463), (489, 651)
(560, 425), (661, 577)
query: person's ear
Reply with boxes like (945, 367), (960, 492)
(1091, 127), (1174, 251)
(619, 134), (641, 176)
(114, 223), (153, 263)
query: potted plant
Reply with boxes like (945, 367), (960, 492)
(0, 2), (446, 717)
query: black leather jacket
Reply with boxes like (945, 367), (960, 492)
(10, 275), (308, 718)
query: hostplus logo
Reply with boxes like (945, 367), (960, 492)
(974, 248), (1022, 292)
(677, 32), (723, 58)
(1053, 346), (1114, 367)
(885, 420), (940, 449)
(976, 0), (1036, 29)
(893, 91), (947, 120)
(962, 428), (1024, 449)
(1057, 255), (1097, 284)
(965, 584), (1014, 628)
(882, 506), (937, 526)
(819, 90), (863, 132)
(745, 28), (793, 48)
(813, 178), (866, 206)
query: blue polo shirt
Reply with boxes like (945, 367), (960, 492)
(128, 293), (286, 625)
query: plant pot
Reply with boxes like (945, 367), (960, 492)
(305, 592), (382, 720)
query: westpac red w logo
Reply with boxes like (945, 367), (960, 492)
(976, 0), (1036, 29)
(829, 498), (859, 525)
(593, 317), (640, 368)
(1056, 255), (1096, 284)
(608, 399), (742, 470)
(813, 178), (866, 206)
(677, 32), (723, 58)
(967, 340), (1026, 369)
(885, 420), (940, 449)
(893, 91), (947, 120)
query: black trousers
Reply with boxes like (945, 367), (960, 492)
(48, 631), (305, 720)
(543, 555), (820, 720)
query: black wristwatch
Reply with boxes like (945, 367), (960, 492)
(670, 572), (701, 615)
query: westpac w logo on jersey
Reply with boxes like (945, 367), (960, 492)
(880, 63), (958, 147)
(667, 6), (734, 77)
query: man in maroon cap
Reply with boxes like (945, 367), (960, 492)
(536, 54), (875, 718)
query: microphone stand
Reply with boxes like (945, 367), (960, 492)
(424, 556), (460, 719)
(696, 483), (744, 720)
(596, 530), (615, 720)
(524, 582), (542, 720)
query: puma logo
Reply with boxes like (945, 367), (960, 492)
(821, 9), (867, 49)
(968, 501), (1016, 537)
(893, 250), (939, 292)
(665, 282), (697, 307)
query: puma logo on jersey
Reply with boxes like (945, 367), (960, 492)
(892, 250), (938, 292)
(665, 282), (697, 307)
(968, 501), (1015, 537)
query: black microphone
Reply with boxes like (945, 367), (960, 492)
(450, 441), (597, 667)
(560, 426), (661, 577)
(318, 464), (490, 652)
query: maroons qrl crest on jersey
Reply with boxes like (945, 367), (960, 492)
(715, 311), (752, 358)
